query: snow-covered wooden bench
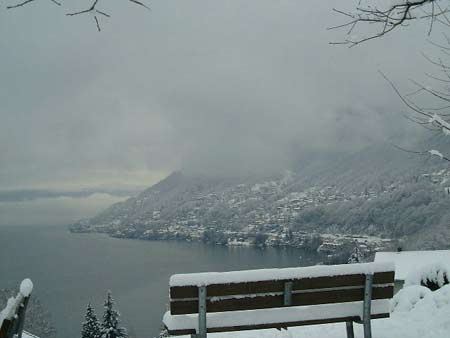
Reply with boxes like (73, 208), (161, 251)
(163, 262), (395, 338)
(0, 279), (33, 338)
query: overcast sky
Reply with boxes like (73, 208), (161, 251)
(0, 0), (439, 225)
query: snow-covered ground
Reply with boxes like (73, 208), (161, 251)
(172, 284), (450, 338)
(375, 250), (450, 280)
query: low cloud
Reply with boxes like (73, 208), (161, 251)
(0, 0), (438, 224)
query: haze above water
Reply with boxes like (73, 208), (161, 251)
(0, 226), (319, 338)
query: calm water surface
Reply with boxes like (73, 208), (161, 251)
(0, 225), (319, 338)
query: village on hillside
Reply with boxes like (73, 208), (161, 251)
(72, 168), (450, 260)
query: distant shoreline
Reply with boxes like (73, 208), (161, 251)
(69, 225), (395, 264)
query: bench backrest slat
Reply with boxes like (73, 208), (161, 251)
(171, 285), (393, 314)
(170, 271), (394, 298)
(169, 270), (394, 315)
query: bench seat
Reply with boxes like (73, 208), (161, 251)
(164, 299), (390, 335)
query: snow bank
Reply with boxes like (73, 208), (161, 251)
(393, 284), (450, 313)
(163, 300), (390, 331)
(390, 285), (432, 312)
(405, 263), (450, 290)
(375, 250), (450, 280)
(170, 262), (394, 287)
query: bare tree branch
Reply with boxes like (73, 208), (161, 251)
(379, 42), (450, 163)
(6, 0), (148, 31)
(66, 0), (99, 16)
(330, 0), (449, 46)
(128, 0), (151, 11)
(66, 0), (108, 32)
(96, 9), (110, 18)
(94, 14), (101, 32)
(392, 143), (450, 161)
(6, 0), (61, 10)
(65, 0), (149, 31)
(6, 0), (36, 10)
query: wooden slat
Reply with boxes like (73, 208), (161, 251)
(170, 280), (284, 299)
(292, 271), (394, 291)
(170, 285), (393, 315)
(170, 271), (395, 299)
(166, 313), (390, 336)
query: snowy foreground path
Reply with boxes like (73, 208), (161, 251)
(173, 285), (450, 338)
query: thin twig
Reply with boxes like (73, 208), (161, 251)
(6, 0), (61, 9)
(65, 0), (148, 31)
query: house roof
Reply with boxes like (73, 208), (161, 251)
(374, 250), (450, 281)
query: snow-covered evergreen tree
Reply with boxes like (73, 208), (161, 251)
(81, 303), (101, 338)
(101, 292), (127, 338)
(347, 244), (363, 264)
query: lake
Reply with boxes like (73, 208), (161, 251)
(0, 225), (320, 338)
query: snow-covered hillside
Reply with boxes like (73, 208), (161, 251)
(72, 144), (450, 252)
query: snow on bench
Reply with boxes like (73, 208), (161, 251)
(163, 262), (395, 338)
(22, 332), (40, 338)
(0, 279), (33, 338)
